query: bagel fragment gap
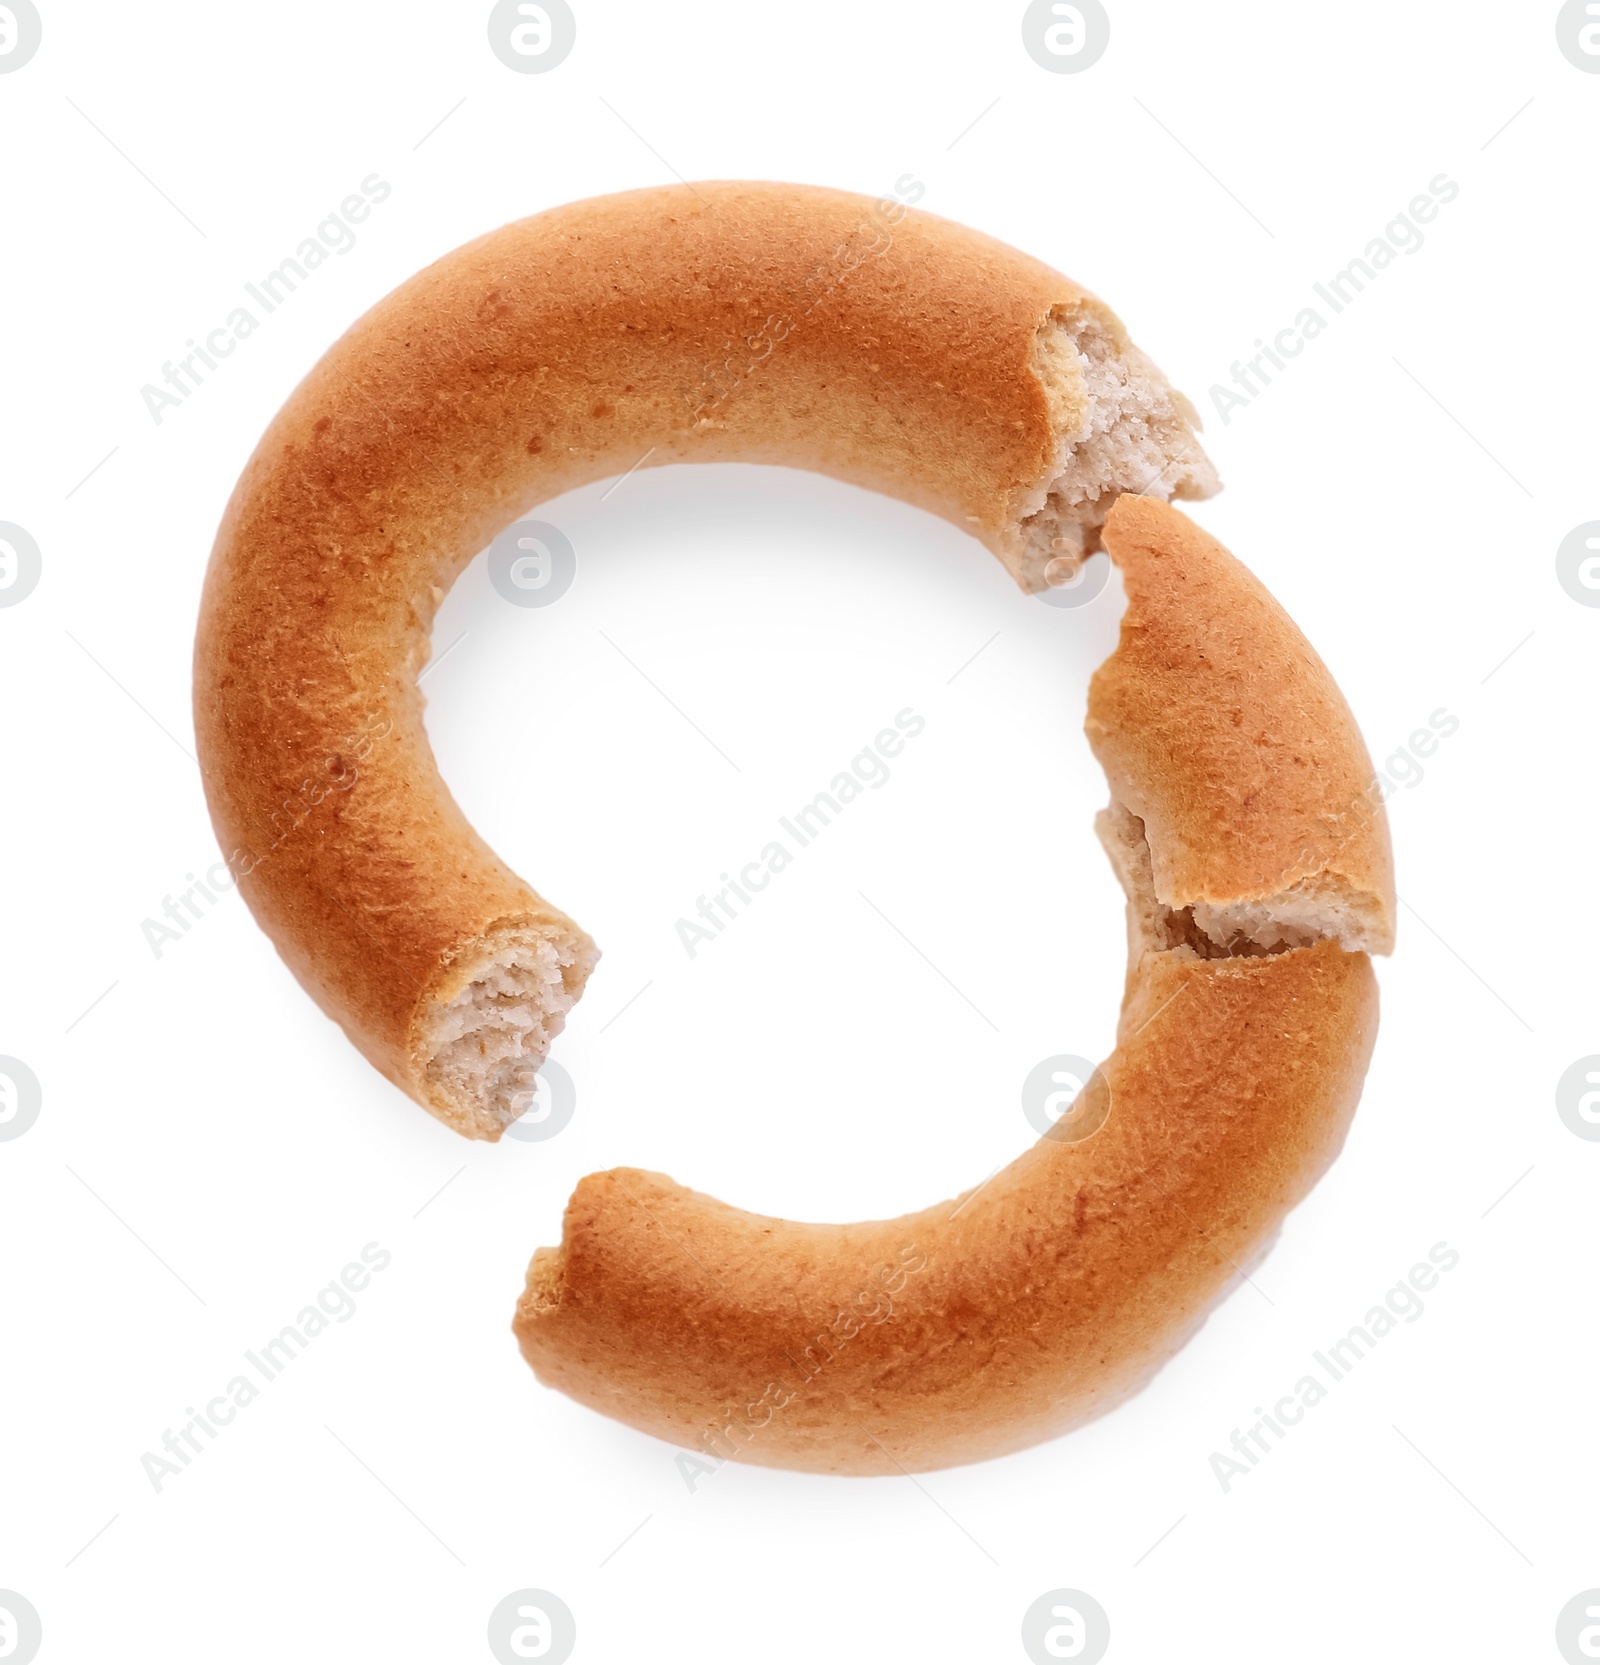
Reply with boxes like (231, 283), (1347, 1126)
(1098, 803), (1380, 964)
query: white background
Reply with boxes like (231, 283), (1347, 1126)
(2, 2), (1596, 1661)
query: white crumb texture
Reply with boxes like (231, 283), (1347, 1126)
(420, 926), (590, 1137)
(1018, 310), (1220, 589)
(1097, 803), (1390, 961)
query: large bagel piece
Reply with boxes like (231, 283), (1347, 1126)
(516, 495), (1395, 1474)
(194, 181), (1223, 1138)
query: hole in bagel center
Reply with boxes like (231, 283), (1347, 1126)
(421, 463), (1131, 1214)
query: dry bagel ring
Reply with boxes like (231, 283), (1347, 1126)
(516, 494), (1394, 1473)
(194, 183), (1395, 1472)
(193, 181), (1223, 1136)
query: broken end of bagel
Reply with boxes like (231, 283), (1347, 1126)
(1008, 304), (1220, 593)
(413, 917), (599, 1141)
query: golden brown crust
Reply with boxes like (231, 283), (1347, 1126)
(193, 182), (1392, 1472)
(193, 180), (1389, 1473)
(516, 945), (1378, 1473)
(1089, 497), (1397, 952)
(510, 501), (1394, 1473)
(511, 498), (1393, 1472)
(192, 181), (1211, 1135)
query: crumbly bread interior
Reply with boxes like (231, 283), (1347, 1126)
(1097, 801), (1389, 961)
(420, 924), (597, 1139)
(1019, 311), (1219, 586)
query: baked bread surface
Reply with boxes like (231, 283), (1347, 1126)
(194, 181), (1217, 1136)
(512, 496), (1393, 1474)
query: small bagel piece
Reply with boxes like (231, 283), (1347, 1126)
(514, 497), (1395, 1474)
(193, 182), (1218, 1139)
